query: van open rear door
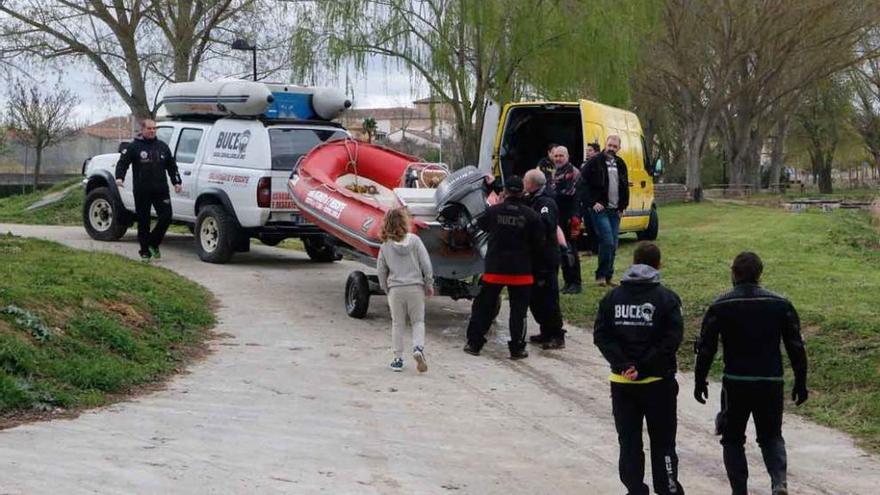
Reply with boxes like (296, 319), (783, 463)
(477, 100), (501, 177)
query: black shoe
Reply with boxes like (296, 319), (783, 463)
(542, 337), (566, 350)
(509, 348), (529, 360)
(567, 284), (582, 294)
(529, 334), (550, 344)
(463, 343), (481, 356)
(560, 284), (574, 294)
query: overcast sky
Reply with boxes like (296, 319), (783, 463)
(3, 54), (422, 125)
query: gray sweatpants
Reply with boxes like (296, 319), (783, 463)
(387, 285), (426, 359)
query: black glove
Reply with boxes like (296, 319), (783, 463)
(792, 381), (808, 405)
(694, 381), (709, 404)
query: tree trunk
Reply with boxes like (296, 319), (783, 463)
(818, 162), (833, 193)
(769, 117), (791, 191)
(33, 146), (42, 190)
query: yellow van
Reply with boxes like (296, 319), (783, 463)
(477, 99), (658, 241)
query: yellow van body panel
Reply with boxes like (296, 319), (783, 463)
(491, 100), (653, 233)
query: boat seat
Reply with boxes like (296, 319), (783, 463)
(394, 187), (437, 218)
(335, 174), (399, 209)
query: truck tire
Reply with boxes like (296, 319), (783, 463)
(345, 271), (370, 318)
(304, 234), (341, 262)
(637, 206), (659, 241)
(195, 205), (238, 263)
(83, 187), (130, 241)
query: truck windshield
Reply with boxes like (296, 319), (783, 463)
(269, 128), (347, 170)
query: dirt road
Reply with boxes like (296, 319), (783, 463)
(0, 225), (877, 494)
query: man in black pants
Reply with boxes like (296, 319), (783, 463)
(523, 169), (566, 350)
(548, 145), (582, 294)
(695, 252), (808, 495)
(115, 119), (182, 262)
(594, 242), (685, 495)
(464, 175), (543, 360)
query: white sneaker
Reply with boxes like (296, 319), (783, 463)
(413, 347), (428, 373)
(390, 358), (404, 372)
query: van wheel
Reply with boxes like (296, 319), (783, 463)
(345, 271), (370, 318)
(304, 234), (341, 262)
(195, 205), (237, 263)
(83, 187), (130, 241)
(637, 206), (659, 241)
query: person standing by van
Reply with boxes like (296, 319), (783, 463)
(377, 208), (434, 372)
(464, 175), (543, 360)
(694, 251), (808, 495)
(581, 135), (629, 286)
(523, 169), (566, 349)
(536, 142), (558, 182)
(594, 242), (685, 495)
(115, 119), (182, 262)
(548, 145), (583, 294)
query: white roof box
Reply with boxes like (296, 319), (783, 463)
(161, 80), (351, 121)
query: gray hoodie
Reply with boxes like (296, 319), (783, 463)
(377, 233), (434, 293)
(620, 264), (661, 284)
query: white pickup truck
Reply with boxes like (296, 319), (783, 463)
(81, 81), (351, 263)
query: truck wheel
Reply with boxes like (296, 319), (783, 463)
(83, 187), (129, 241)
(345, 271), (370, 318)
(304, 234), (341, 262)
(637, 206), (659, 241)
(195, 205), (237, 263)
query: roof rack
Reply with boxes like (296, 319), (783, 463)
(159, 114), (344, 129)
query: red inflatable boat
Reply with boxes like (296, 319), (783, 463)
(287, 139), (448, 258)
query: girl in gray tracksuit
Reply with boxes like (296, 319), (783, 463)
(377, 208), (434, 372)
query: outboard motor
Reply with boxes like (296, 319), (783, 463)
(434, 166), (490, 257)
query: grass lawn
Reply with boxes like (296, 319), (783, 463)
(0, 179), (83, 225)
(561, 201), (880, 452)
(0, 234), (214, 422)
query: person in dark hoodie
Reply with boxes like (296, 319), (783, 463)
(548, 145), (583, 294)
(594, 242), (685, 495)
(115, 119), (182, 262)
(523, 169), (566, 350)
(694, 251), (808, 495)
(464, 175), (544, 360)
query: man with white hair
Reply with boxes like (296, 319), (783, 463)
(523, 169), (567, 349)
(548, 145), (583, 294)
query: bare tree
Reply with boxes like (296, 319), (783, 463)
(793, 77), (853, 193)
(0, 1), (281, 119)
(6, 80), (80, 188)
(638, 0), (880, 198)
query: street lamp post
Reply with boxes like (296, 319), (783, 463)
(232, 39), (257, 81)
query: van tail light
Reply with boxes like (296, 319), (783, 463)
(257, 177), (272, 208)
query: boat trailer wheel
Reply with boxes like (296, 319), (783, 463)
(345, 271), (371, 318)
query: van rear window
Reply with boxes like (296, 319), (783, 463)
(269, 128), (347, 170)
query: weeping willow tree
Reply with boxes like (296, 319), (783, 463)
(288, 0), (656, 165)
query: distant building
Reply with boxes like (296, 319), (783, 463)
(2, 115), (133, 174)
(337, 97), (457, 146)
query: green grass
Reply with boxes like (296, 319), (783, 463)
(562, 201), (880, 451)
(0, 179), (83, 225)
(0, 234), (214, 417)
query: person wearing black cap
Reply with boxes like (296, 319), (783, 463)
(464, 175), (544, 360)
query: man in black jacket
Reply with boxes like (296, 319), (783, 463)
(580, 135), (629, 286)
(548, 145), (583, 294)
(464, 175), (544, 360)
(594, 242), (685, 495)
(523, 169), (566, 349)
(694, 252), (808, 495)
(115, 119), (182, 262)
